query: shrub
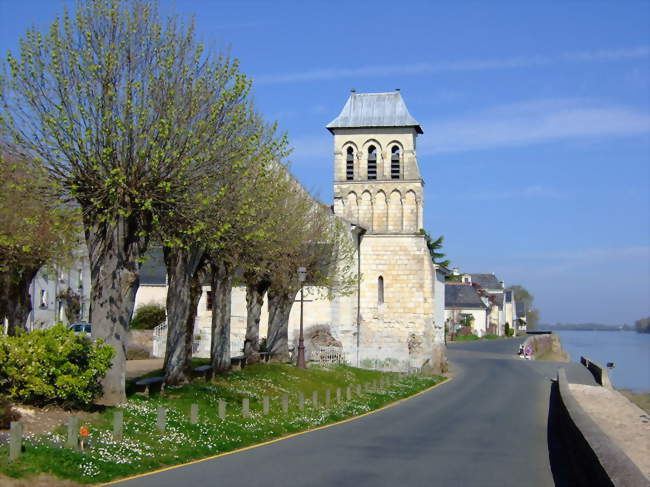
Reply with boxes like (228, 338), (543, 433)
(130, 302), (166, 330)
(0, 324), (114, 408)
(0, 398), (21, 429)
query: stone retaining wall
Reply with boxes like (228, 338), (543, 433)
(556, 368), (647, 486)
(580, 356), (613, 389)
(522, 332), (568, 361)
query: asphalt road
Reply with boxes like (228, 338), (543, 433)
(114, 338), (596, 487)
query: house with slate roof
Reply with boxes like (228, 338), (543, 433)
(467, 273), (506, 336)
(444, 282), (489, 337)
(504, 289), (517, 335)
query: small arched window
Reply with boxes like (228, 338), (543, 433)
(367, 145), (377, 180)
(378, 276), (384, 305)
(346, 147), (354, 181)
(391, 146), (401, 179)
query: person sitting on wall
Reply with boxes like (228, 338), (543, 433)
(524, 345), (533, 360)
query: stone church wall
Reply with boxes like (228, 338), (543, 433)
(356, 234), (438, 371)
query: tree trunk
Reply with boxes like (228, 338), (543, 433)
(244, 276), (270, 364)
(266, 285), (297, 362)
(0, 264), (40, 335)
(163, 245), (206, 386)
(210, 260), (233, 375)
(85, 217), (144, 406)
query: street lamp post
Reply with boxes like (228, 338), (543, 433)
(296, 266), (307, 369)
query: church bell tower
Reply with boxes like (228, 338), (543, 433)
(328, 90), (424, 234)
(327, 90), (444, 372)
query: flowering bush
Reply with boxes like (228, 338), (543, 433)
(0, 324), (114, 407)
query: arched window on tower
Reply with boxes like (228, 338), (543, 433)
(391, 146), (401, 179)
(346, 147), (354, 181)
(367, 145), (377, 180)
(378, 276), (384, 305)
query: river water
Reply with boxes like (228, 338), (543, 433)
(554, 330), (650, 392)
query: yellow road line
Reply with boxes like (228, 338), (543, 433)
(98, 377), (451, 486)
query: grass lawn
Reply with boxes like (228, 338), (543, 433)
(453, 334), (480, 341)
(0, 363), (444, 485)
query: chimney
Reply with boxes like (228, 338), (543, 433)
(350, 88), (356, 93)
(452, 267), (460, 276)
(499, 280), (504, 288)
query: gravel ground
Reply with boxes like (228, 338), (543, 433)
(570, 383), (650, 480)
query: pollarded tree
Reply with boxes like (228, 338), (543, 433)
(0, 149), (80, 335)
(161, 113), (288, 385)
(206, 159), (293, 371)
(264, 188), (357, 362)
(0, 0), (262, 404)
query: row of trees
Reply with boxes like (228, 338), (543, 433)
(0, 0), (355, 405)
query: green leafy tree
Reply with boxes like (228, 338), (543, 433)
(419, 230), (451, 268)
(204, 162), (284, 374)
(264, 188), (357, 362)
(0, 0), (275, 403)
(510, 285), (533, 310)
(510, 284), (539, 330)
(161, 116), (288, 384)
(0, 150), (80, 335)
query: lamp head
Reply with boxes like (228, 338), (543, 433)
(297, 267), (307, 282)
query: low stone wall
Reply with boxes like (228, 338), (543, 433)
(127, 330), (154, 359)
(556, 368), (647, 486)
(580, 356), (613, 389)
(522, 332), (569, 361)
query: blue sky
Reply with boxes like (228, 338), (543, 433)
(1, 1), (649, 325)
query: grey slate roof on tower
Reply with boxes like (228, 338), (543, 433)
(470, 273), (504, 290)
(327, 91), (423, 134)
(445, 283), (487, 309)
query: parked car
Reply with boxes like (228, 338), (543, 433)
(68, 322), (91, 336)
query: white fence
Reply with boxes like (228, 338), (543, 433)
(152, 322), (210, 359)
(311, 346), (346, 366)
(152, 322), (167, 358)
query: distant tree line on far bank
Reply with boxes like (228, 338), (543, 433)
(541, 319), (650, 333)
(635, 317), (650, 334)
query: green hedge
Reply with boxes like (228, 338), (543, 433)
(0, 325), (114, 408)
(130, 302), (166, 330)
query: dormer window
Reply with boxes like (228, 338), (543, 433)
(367, 146), (377, 180)
(391, 146), (401, 179)
(346, 147), (354, 181)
